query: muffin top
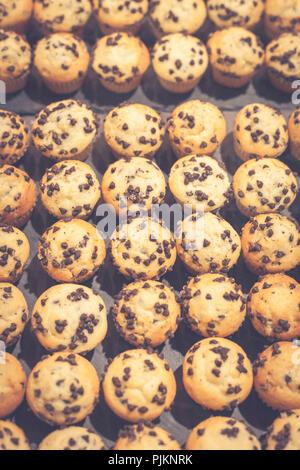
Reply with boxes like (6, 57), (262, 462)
(265, 0), (300, 34)
(104, 103), (165, 159)
(32, 100), (98, 160)
(0, 225), (30, 283)
(234, 103), (289, 158)
(288, 107), (300, 144)
(92, 0), (148, 29)
(207, 0), (264, 30)
(152, 33), (208, 84)
(0, 29), (31, 80)
(0, 110), (29, 164)
(0, 352), (26, 418)
(149, 0), (207, 36)
(207, 27), (264, 77)
(0, 420), (30, 450)
(265, 410), (300, 450)
(33, 0), (92, 33)
(0, 0), (33, 30)
(38, 426), (106, 450)
(0, 282), (29, 347)
(115, 422), (181, 450)
(92, 32), (150, 85)
(34, 33), (90, 82)
(266, 33), (300, 81)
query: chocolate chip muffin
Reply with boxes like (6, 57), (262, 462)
(109, 217), (176, 281)
(207, 27), (264, 87)
(92, 0), (149, 35)
(151, 33), (209, 93)
(186, 416), (261, 450)
(266, 32), (300, 93)
(102, 348), (176, 422)
(38, 218), (106, 283)
(233, 103), (289, 161)
(92, 32), (150, 93)
(265, 0), (300, 39)
(31, 284), (107, 354)
(207, 0), (264, 31)
(169, 154), (232, 212)
(32, 100), (99, 162)
(183, 337), (253, 410)
(33, 0), (92, 35)
(0, 165), (37, 227)
(115, 422), (181, 450)
(26, 352), (100, 426)
(167, 100), (226, 158)
(112, 280), (181, 347)
(0, 110), (30, 165)
(0, 29), (32, 93)
(33, 33), (90, 94)
(176, 212), (241, 275)
(253, 342), (300, 410)
(288, 108), (300, 161)
(265, 410), (300, 450)
(0, 421), (30, 450)
(0, 283), (29, 347)
(101, 157), (166, 215)
(0, 0), (33, 34)
(0, 225), (30, 283)
(0, 352), (26, 418)
(233, 157), (298, 217)
(247, 273), (300, 341)
(104, 103), (165, 159)
(241, 213), (300, 275)
(149, 0), (207, 38)
(181, 273), (246, 338)
(40, 160), (101, 220)
(38, 426), (106, 450)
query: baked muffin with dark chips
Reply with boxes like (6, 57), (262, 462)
(115, 422), (181, 450)
(0, 110), (30, 165)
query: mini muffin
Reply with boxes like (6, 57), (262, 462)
(101, 157), (166, 215)
(31, 284), (107, 354)
(115, 422), (181, 450)
(0, 421), (30, 450)
(176, 212), (241, 275)
(0, 165), (37, 227)
(38, 426), (106, 450)
(0, 0), (33, 34)
(265, 410), (300, 450)
(169, 154), (232, 212)
(149, 0), (207, 38)
(265, 0), (300, 39)
(40, 160), (101, 220)
(233, 158), (298, 217)
(109, 217), (176, 281)
(0, 225), (30, 283)
(207, 27), (264, 88)
(38, 219), (106, 284)
(102, 348), (176, 422)
(33, 33), (90, 94)
(104, 103), (165, 159)
(233, 103), (289, 161)
(266, 33), (300, 93)
(32, 100), (99, 162)
(0, 283), (29, 347)
(33, 0), (92, 35)
(167, 100), (226, 158)
(183, 337), (253, 410)
(92, 33), (150, 94)
(151, 33), (209, 93)
(92, 0), (149, 35)
(207, 0), (264, 31)
(186, 417), (260, 450)
(112, 280), (181, 347)
(0, 352), (26, 418)
(0, 110), (30, 165)
(288, 108), (300, 161)
(181, 273), (246, 338)
(247, 274), (300, 341)
(26, 352), (100, 426)
(0, 30), (31, 93)
(253, 342), (300, 410)
(241, 213), (300, 275)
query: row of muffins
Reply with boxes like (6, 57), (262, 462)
(2, 27), (300, 95)
(2, 0), (300, 39)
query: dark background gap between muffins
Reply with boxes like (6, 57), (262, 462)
(2, 14), (300, 450)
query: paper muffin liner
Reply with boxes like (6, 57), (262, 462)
(157, 75), (201, 94)
(267, 69), (294, 93)
(290, 140), (300, 162)
(4, 72), (29, 94)
(3, 19), (31, 35)
(211, 66), (254, 88)
(99, 74), (143, 94)
(41, 75), (86, 94)
(97, 18), (143, 36)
